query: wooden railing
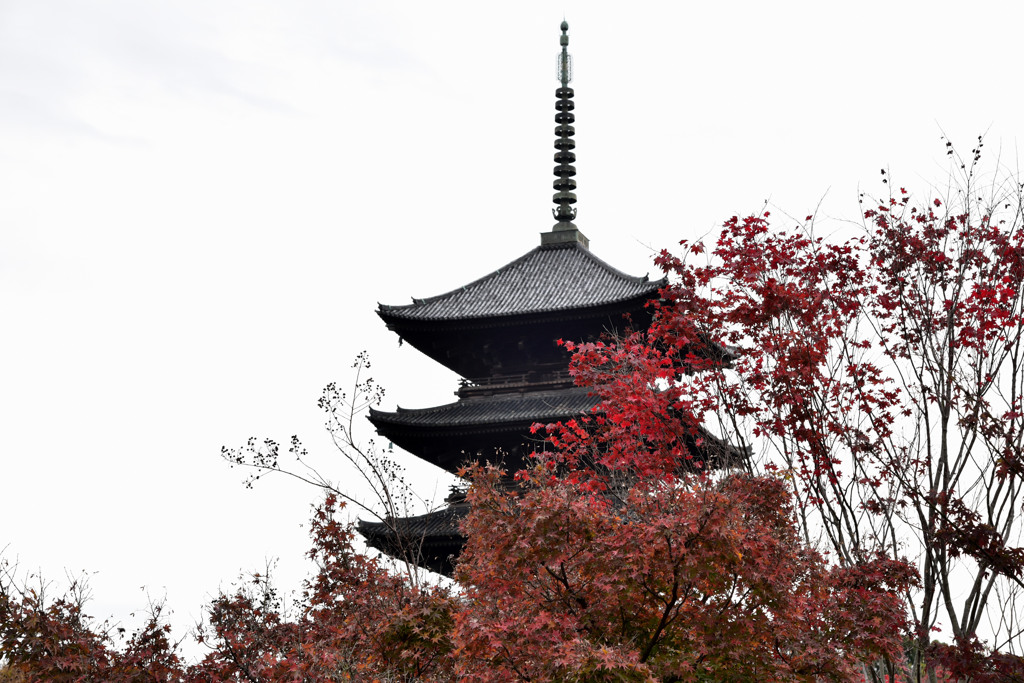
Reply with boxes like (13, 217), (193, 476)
(457, 370), (575, 397)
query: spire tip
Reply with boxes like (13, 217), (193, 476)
(543, 19), (587, 248)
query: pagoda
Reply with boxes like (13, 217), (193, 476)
(358, 22), (665, 576)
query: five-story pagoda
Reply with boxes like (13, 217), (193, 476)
(358, 22), (664, 576)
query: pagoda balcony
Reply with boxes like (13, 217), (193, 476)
(456, 369), (575, 398)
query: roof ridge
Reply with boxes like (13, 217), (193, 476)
(569, 242), (662, 286)
(378, 242), (664, 321)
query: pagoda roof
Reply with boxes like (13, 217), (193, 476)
(369, 386), (598, 431)
(378, 242), (664, 324)
(357, 504), (468, 577)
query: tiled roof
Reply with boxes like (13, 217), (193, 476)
(378, 243), (664, 322)
(357, 505), (468, 577)
(369, 386), (599, 429)
(357, 504), (468, 544)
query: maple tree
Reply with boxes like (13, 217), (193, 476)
(546, 139), (1024, 682)
(0, 560), (183, 682)
(188, 494), (456, 681)
(456, 464), (913, 682)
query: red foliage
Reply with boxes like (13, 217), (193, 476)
(548, 157), (1024, 680)
(455, 466), (913, 682)
(189, 495), (455, 681)
(0, 573), (183, 682)
(929, 636), (1024, 683)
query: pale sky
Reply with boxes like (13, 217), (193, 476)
(2, 0), (1023, 659)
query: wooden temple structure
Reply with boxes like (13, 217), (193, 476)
(357, 22), (666, 576)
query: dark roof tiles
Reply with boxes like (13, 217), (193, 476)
(369, 386), (599, 429)
(357, 504), (469, 543)
(357, 505), (469, 577)
(378, 243), (664, 322)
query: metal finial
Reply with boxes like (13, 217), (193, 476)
(557, 21), (572, 86)
(551, 21), (577, 230)
(541, 20), (587, 248)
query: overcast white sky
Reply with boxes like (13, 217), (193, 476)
(2, 0), (1023, 659)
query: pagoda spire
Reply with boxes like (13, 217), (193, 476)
(541, 20), (589, 249)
